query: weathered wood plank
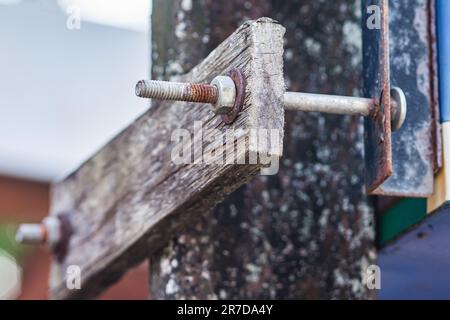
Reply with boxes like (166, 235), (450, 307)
(150, 0), (376, 300)
(48, 18), (285, 299)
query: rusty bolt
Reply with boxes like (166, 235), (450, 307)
(135, 80), (219, 106)
(16, 216), (61, 247)
(135, 69), (246, 124)
(15, 223), (47, 245)
(135, 71), (406, 131)
(16, 215), (72, 262)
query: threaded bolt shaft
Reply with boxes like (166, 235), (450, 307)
(16, 223), (47, 245)
(135, 80), (218, 105)
(16, 216), (62, 247)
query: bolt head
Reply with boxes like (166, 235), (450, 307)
(210, 76), (236, 115)
(390, 87), (407, 131)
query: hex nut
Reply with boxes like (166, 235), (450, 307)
(210, 76), (236, 115)
(43, 216), (62, 248)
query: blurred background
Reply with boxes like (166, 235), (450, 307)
(0, 0), (151, 299)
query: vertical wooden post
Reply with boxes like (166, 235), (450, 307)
(150, 0), (375, 299)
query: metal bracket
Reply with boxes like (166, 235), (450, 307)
(362, 0), (440, 197)
(362, 0), (392, 194)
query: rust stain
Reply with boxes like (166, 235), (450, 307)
(366, 0), (393, 194)
(40, 224), (48, 244)
(427, 0), (442, 172)
(368, 98), (380, 118)
(187, 83), (218, 104)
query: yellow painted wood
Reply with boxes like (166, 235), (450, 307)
(428, 122), (450, 213)
(428, 167), (446, 213)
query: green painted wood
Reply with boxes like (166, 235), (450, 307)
(378, 198), (427, 247)
(0, 224), (26, 259)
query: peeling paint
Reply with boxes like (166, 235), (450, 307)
(376, 0), (436, 197)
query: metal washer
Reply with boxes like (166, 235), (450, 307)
(221, 68), (246, 124)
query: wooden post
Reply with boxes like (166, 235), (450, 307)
(149, 0), (375, 299)
(48, 18), (285, 299)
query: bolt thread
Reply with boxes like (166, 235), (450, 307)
(16, 224), (46, 244)
(188, 83), (219, 104)
(136, 80), (217, 103)
(135, 80), (186, 101)
(135, 80), (218, 104)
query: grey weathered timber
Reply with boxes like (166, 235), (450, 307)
(150, 0), (375, 300)
(48, 18), (285, 299)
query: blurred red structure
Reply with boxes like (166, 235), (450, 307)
(0, 175), (148, 300)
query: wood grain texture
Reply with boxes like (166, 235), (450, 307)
(150, 0), (376, 300)
(48, 18), (285, 299)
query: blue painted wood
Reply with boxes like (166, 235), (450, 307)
(378, 205), (450, 299)
(363, 0), (437, 197)
(437, 0), (450, 122)
(376, 0), (436, 197)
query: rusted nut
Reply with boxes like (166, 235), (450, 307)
(221, 68), (246, 125)
(210, 75), (236, 115)
(135, 80), (218, 104)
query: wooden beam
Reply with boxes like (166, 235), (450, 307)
(48, 18), (285, 299)
(149, 0), (375, 300)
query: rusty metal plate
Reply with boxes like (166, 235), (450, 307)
(362, 0), (392, 193)
(363, 0), (439, 197)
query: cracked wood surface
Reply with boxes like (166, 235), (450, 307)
(48, 18), (285, 299)
(150, 0), (375, 300)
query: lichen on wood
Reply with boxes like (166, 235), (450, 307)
(150, 0), (375, 300)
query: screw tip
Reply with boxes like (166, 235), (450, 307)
(15, 227), (25, 243)
(15, 224), (44, 245)
(135, 80), (146, 97)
